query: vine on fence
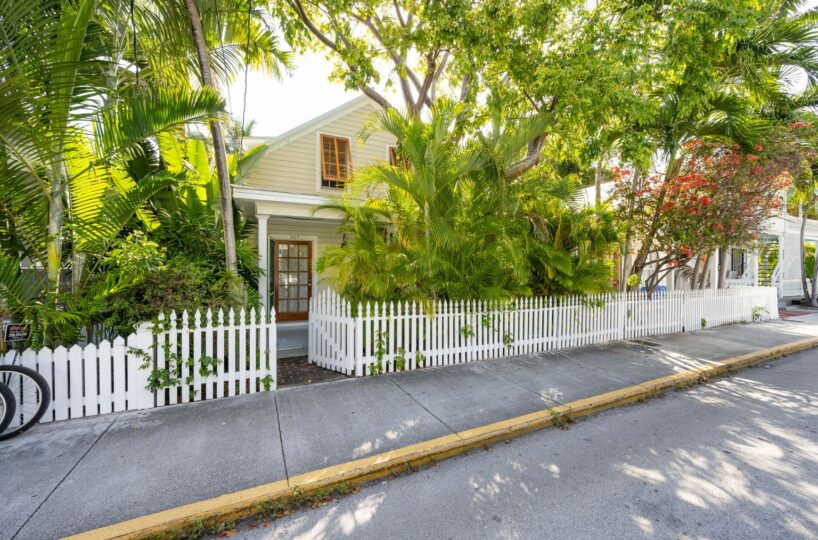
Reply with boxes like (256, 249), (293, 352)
(130, 317), (275, 394)
(367, 330), (427, 375)
(752, 306), (768, 322)
(128, 346), (222, 394)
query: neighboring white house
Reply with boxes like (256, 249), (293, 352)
(581, 184), (818, 301)
(235, 95), (397, 356)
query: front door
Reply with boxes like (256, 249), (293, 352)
(272, 240), (312, 321)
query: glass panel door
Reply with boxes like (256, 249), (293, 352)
(272, 240), (312, 321)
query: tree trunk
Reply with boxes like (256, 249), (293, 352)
(47, 162), (64, 294)
(690, 257), (702, 290)
(811, 249), (818, 307)
(620, 242), (630, 292)
(594, 158), (602, 205)
(699, 253), (714, 289)
(626, 157), (680, 290)
(184, 0), (238, 275)
(801, 202), (810, 302)
(717, 246), (729, 289)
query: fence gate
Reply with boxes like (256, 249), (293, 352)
(308, 290), (355, 374)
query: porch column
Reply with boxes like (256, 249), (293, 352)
(257, 213), (270, 314)
(711, 248), (721, 288)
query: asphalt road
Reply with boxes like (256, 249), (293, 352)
(220, 347), (818, 540)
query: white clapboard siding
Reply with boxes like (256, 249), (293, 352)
(308, 287), (779, 377)
(0, 307), (277, 425)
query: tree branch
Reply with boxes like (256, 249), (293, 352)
(356, 14), (416, 109)
(506, 133), (548, 179)
(430, 51), (449, 102)
(413, 52), (438, 115)
(505, 96), (559, 178)
(288, 0), (393, 110)
(393, 0), (406, 27)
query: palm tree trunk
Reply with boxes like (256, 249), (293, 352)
(47, 162), (64, 294)
(801, 202), (810, 302)
(594, 159), (602, 205)
(184, 0), (238, 275)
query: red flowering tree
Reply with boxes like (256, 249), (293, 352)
(613, 138), (794, 293)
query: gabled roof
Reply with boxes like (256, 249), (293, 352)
(252, 94), (378, 153)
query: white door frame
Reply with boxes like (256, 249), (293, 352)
(268, 233), (320, 320)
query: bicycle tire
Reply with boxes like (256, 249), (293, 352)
(0, 382), (15, 435)
(0, 365), (50, 440)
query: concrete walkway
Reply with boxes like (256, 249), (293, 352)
(2, 320), (818, 539)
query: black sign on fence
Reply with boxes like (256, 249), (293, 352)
(4, 324), (30, 342)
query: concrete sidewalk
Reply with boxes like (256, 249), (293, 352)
(3, 320), (818, 539)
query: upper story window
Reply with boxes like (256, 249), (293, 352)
(388, 145), (408, 169)
(321, 134), (351, 188)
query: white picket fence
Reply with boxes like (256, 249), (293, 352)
(0, 308), (276, 423)
(308, 287), (779, 377)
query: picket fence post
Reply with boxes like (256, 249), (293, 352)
(133, 322), (154, 409)
(269, 308), (278, 391)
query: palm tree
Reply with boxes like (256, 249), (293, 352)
(0, 0), (225, 344)
(316, 101), (617, 303)
(183, 0), (238, 275)
(133, 0), (291, 282)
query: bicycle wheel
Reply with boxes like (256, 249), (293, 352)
(0, 365), (50, 440)
(0, 382), (15, 435)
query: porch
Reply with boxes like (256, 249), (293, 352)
(234, 187), (347, 359)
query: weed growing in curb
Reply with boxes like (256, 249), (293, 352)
(549, 409), (575, 430)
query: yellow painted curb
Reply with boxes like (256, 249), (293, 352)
(65, 334), (818, 540)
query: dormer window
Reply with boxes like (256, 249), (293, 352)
(321, 134), (351, 188)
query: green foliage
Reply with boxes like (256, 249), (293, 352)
(259, 374), (275, 392)
(317, 104), (619, 304)
(459, 324), (475, 338)
(97, 256), (244, 338)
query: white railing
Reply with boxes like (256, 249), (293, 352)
(309, 287), (779, 377)
(0, 307), (276, 423)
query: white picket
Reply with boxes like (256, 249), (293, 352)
(38, 347), (55, 422)
(205, 309), (215, 400)
(83, 343), (98, 417)
(180, 310), (191, 403)
(98, 340), (112, 415)
(168, 311), (178, 405)
(193, 310), (203, 400)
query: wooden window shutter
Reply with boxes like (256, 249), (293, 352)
(320, 135), (351, 187)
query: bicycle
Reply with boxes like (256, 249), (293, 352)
(0, 361), (51, 440)
(0, 382), (15, 435)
